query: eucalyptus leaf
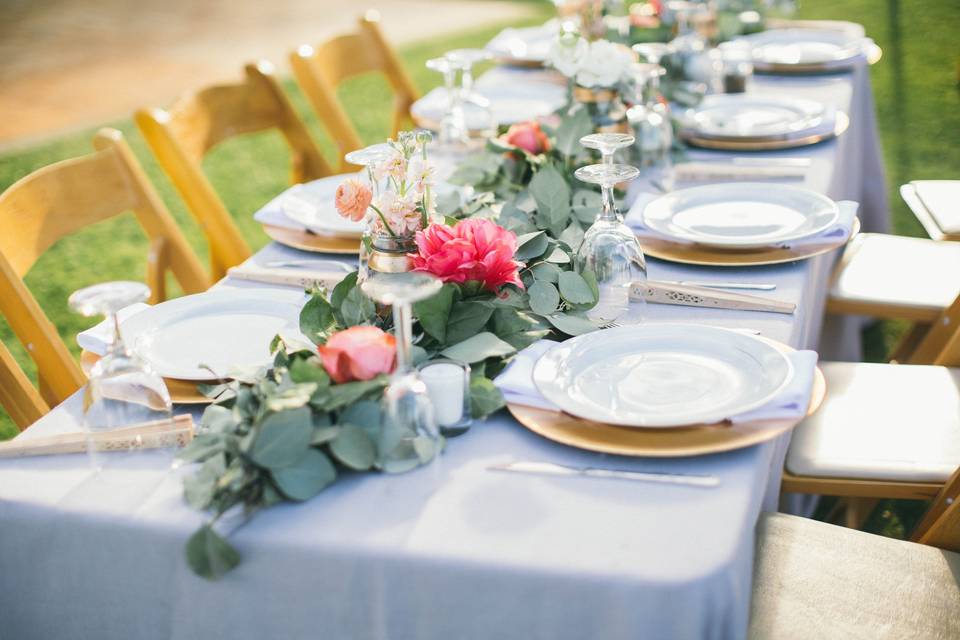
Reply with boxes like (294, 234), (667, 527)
(545, 246), (571, 264)
(311, 376), (388, 412)
(546, 313), (600, 336)
(445, 301), (495, 345)
(182, 453), (225, 509)
(529, 165), (572, 237)
(530, 262), (561, 283)
(555, 106), (593, 157)
(558, 271), (595, 304)
(272, 449), (337, 501)
(500, 328), (552, 351)
(329, 424), (377, 471)
(559, 223), (586, 253)
(441, 332), (516, 363)
(528, 280), (560, 315)
(413, 283), (456, 342)
(470, 376), (506, 418)
(310, 426), (340, 446)
(339, 285), (376, 327)
(178, 433), (225, 465)
(514, 230), (549, 261)
(340, 399), (382, 433)
(572, 189), (603, 224)
(249, 407), (313, 469)
(185, 525), (240, 581)
(200, 405), (236, 433)
(289, 357), (330, 386)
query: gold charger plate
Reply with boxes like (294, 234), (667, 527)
(81, 351), (214, 405)
(754, 44), (883, 74)
(640, 217), (860, 267)
(262, 223), (360, 254)
(682, 111), (849, 151)
(508, 338), (826, 458)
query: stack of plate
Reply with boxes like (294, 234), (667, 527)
(736, 28), (881, 74)
(680, 95), (848, 150)
(635, 183), (857, 266)
(118, 290), (309, 402)
(485, 23), (558, 67)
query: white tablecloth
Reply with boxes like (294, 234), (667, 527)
(0, 62), (888, 640)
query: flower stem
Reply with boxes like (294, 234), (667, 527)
(369, 204), (398, 238)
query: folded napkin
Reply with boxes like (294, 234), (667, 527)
(77, 303), (150, 356)
(625, 194), (860, 249)
(495, 339), (819, 424)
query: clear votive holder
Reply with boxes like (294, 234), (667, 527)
(719, 41), (753, 94)
(418, 359), (473, 437)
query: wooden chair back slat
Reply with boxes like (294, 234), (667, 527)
(908, 295), (960, 366)
(136, 61), (332, 279)
(0, 338), (49, 431)
(914, 466), (960, 551)
(290, 11), (419, 170)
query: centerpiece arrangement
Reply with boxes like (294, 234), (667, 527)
(179, 131), (602, 579)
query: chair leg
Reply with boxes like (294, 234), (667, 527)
(843, 497), (880, 529)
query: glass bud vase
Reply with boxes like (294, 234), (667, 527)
(363, 232), (417, 280)
(573, 85), (630, 136)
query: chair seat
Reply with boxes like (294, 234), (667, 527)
(750, 512), (960, 640)
(902, 181), (960, 241)
(786, 362), (960, 483)
(828, 233), (960, 321)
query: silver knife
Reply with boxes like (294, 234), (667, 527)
(489, 461), (720, 488)
(631, 282), (796, 314)
(659, 280), (777, 291)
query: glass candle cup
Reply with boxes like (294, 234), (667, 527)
(418, 359), (473, 437)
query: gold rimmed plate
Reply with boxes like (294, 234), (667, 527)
(508, 338), (826, 458)
(682, 111), (849, 151)
(262, 223), (360, 254)
(640, 216), (860, 267)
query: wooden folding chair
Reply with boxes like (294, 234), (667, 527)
(750, 470), (960, 638)
(289, 10), (419, 170)
(901, 180), (960, 242)
(782, 296), (960, 523)
(136, 61), (332, 280)
(827, 185), (960, 363)
(0, 338), (49, 431)
(0, 128), (210, 411)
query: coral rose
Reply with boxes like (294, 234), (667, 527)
(411, 218), (524, 293)
(501, 121), (551, 155)
(318, 326), (396, 384)
(334, 179), (373, 222)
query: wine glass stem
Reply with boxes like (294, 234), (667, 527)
(107, 311), (126, 357)
(392, 301), (414, 375)
(462, 65), (474, 94)
(600, 184), (616, 222)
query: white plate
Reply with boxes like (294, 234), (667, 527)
(685, 95), (826, 140)
(411, 83), (566, 129)
(533, 324), (794, 428)
(281, 175), (365, 238)
(739, 29), (866, 68)
(642, 182), (839, 249)
(121, 290), (307, 380)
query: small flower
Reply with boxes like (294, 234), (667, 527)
(334, 179), (372, 222)
(549, 31), (589, 78)
(500, 121), (551, 155)
(318, 326), (396, 384)
(576, 40), (636, 88)
(408, 157), (435, 195)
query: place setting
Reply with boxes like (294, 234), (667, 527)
(734, 27), (882, 74)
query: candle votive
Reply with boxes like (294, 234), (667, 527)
(418, 360), (472, 437)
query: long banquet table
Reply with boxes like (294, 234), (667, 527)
(0, 61), (888, 639)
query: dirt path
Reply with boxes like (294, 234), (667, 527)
(0, 0), (532, 149)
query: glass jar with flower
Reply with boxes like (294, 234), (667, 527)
(548, 33), (636, 139)
(336, 131), (437, 279)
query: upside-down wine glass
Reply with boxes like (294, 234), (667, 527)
(445, 48), (498, 142)
(68, 281), (172, 469)
(574, 162), (647, 324)
(360, 271), (443, 472)
(627, 63), (675, 192)
(345, 143), (396, 280)
(425, 56), (470, 165)
(580, 132), (635, 166)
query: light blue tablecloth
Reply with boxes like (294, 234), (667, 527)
(0, 61), (888, 640)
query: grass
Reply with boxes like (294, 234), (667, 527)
(1, 0), (957, 538)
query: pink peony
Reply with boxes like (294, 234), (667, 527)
(501, 121), (551, 155)
(411, 218), (524, 292)
(334, 179), (373, 222)
(318, 326), (396, 384)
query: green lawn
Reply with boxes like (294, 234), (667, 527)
(1, 0), (957, 536)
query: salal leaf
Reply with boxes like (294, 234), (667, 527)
(470, 376), (506, 418)
(299, 294), (336, 345)
(271, 448), (337, 501)
(249, 407), (313, 469)
(185, 525), (240, 581)
(289, 357), (330, 386)
(329, 424), (377, 471)
(440, 332), (516, 363)
(413, 283), (456, 342)
(445, 301), (495, 345)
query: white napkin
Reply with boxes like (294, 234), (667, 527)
(625, 194), (860, 249)
(495, 339), (819, 424)
(485, 23), (557, 61)
(76, 303), (150, 356)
